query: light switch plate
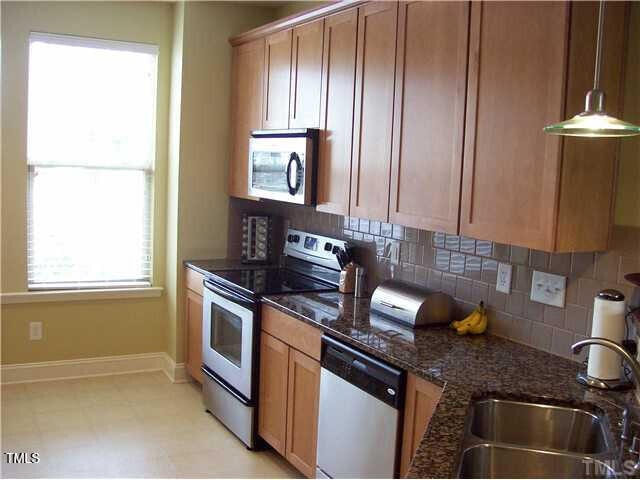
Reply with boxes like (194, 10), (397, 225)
(531, 270), (567, 307)
(496, 263), (513, 294)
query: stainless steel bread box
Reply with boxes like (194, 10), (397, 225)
(370, 280), (454, 327)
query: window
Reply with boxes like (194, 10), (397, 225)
(27, 33), (158, 289)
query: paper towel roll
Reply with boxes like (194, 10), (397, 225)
(587, 291), (626, 380)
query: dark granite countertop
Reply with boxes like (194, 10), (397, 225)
(261, 291), (640, 478)
(184, 258), (276, 277)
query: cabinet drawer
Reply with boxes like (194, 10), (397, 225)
(185, 267), (204, 296)
(261, 305), (321, 361)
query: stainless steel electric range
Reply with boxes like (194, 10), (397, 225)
(200, 229), (349, 448)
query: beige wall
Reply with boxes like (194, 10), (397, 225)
(165, 1), (185, 367)
(273, 1), (330, 19)
(1, 1), (173, 364)
(615, 1), (640, 227)
(164, 2), (275, 362)
(0, 1), (276, 366)
(2, 299), (167, 364)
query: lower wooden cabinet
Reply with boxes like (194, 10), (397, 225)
(258, 331), (289, 455)
(258, 330), (320, 478)
(258, 307), (440, 479)
(184, 267), (205, 384)
(285, 348), (321, 477)
(399, 373), (442, 477)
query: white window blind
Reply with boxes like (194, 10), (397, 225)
(27, 33), (158, 289)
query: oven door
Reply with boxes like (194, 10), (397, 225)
(247, 135), (312, 204)
(202, 280), (257, 400)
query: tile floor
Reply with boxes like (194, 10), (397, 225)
(1, 371), (300, 478)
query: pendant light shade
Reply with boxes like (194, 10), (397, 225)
(544, 1), (640, 138)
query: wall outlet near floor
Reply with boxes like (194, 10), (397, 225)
(530, 270), (566, 308)
(29, 321), (43, 341)
(496, 262), (513, 294)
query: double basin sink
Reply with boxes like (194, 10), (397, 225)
(458, 398), (619, 478)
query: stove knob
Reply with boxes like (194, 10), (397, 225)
(324, 242), (333, 252)
(287, 234), (294, 243)
(332, 245), (341, 254)
(293, 234), (300, 243)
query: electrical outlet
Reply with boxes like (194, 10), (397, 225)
(29, 321), (43, 341)
(496, 263), (513, 294)
(531, 270), (567, 307)
(388, 240), (400, 266)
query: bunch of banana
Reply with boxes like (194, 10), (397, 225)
(450, 301), (488, 335)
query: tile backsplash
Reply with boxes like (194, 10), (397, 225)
(228, 198), (640, 362)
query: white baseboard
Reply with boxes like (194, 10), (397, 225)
(1, 352), (187, 385)
(160, 354), (189, 383)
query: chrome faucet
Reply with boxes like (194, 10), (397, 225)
(572, 337), (640, 386)
(571, 337), (640, 393)
(572, 338), (640, 474)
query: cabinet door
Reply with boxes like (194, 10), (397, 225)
(554, 1), (627, 252)
(229, 39), (264, 200)
(316, 9), (358, 215)
(350, 2), (399, 222)
(285, 348), (320, 478)
(399, 374), (442, 477)
(185, 289), (203, 384)
(258, 332), (289, 455)
(263, 29), (293, 129)
(460, 2), (569, 250)
(389, 2), (469, 233)
(290, 20), (324, 128)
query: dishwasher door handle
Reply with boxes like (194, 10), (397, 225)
(351, 359), (368, 372)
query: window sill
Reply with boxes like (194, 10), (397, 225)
(1, 286), (163, 305)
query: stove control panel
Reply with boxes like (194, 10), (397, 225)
(284, 228), (349, 271)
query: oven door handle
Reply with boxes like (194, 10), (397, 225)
(203, 280), (256, 310)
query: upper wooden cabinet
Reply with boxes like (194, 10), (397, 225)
(461, 1), (627, 252)
(554, 1), (627, 252)
(229, 39), (264, 200)
(389, 2), (469, 234)
(316, 9), (358, 215)
(228, 1), (628, 252)
(263, 29), (293, 129)
(349, 2), (399, 222)
(290, 20), (324, 128)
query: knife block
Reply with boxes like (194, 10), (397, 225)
(339, 263), (356, 294)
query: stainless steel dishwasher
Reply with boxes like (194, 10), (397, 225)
(316, 335), (405, 479)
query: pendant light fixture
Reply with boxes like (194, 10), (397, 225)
(544, 0), (640, 137)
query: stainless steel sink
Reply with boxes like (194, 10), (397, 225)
(459, 444), (617, 479)
(471, 398), (611, 454)
(458, 398), (619, 479)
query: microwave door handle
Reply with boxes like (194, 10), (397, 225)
(285, 153), (296, 195)
(292, 153), (303, 194)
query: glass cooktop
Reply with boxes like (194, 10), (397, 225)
(208, 267), (337, 297)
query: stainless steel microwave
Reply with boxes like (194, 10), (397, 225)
(247, 129), (318, 205)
